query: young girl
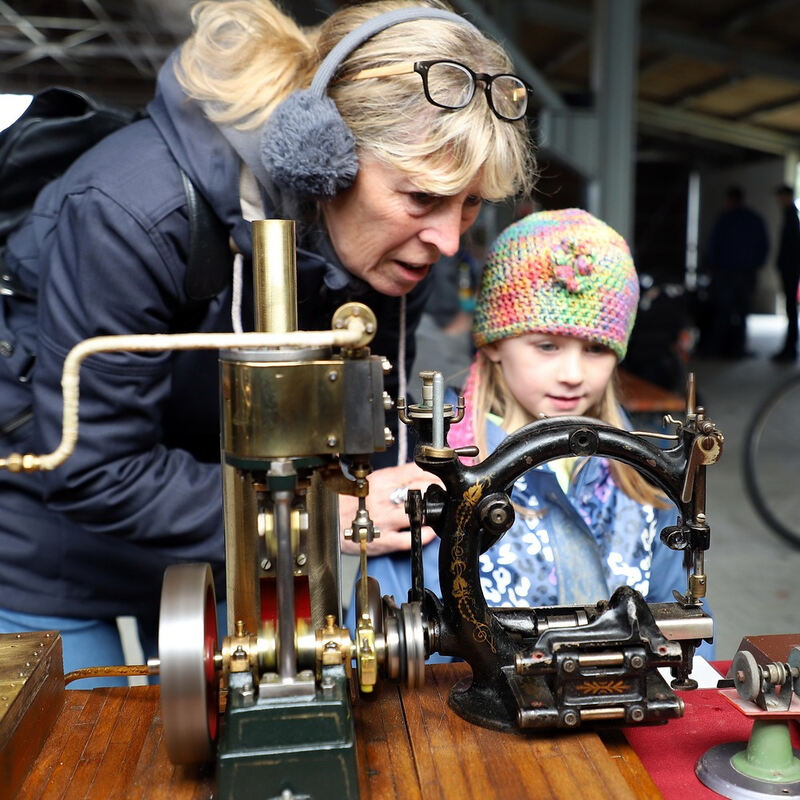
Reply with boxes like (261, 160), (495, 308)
(352, 208), (686, 628)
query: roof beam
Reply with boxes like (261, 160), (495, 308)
(0, 0), (78, 73)
(81, 0), (153, 75)
(721, 0), (798, 34)
(737, 91), (800, 121)
(523, 0), (800, 83)
(0, 38), (172, 64)
(637, 100), (800, 155)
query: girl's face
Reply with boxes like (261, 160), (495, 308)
(321, 155), (483, 297)
(484, 333), (617, 422)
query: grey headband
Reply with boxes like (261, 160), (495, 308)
(259, 6), (482, 198)
(309, 7), (480, 95)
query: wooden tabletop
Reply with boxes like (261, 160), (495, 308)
(15, 663), (662, 800)
(358, 663), (661, 800)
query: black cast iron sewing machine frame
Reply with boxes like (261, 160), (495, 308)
(396, 389), (721, 732)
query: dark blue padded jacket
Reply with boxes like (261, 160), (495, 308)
(0, 57), (429, 626)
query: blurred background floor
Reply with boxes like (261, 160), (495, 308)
(686, 314), (800, 660)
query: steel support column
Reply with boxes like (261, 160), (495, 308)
(590, 0), (639, 240)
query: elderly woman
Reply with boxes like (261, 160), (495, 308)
(0, 0), (533, 676)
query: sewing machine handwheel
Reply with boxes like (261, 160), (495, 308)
(732, 650), (760, 702)
(158, 562), (220, 764)
(382, 597), (426, 690)
(401, 601), (426, 689)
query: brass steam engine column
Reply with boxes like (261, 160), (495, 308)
(155, 220), (416, 799)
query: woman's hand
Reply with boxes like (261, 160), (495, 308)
(339, 462), (440, 555)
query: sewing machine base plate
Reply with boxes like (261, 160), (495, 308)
(448, 666), (683, 731)
(448, 674), (518, 731)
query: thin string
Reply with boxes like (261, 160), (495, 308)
(234, 164), (265, 334)
(231, 252), (244, 333)
(396, 293), (407, 465)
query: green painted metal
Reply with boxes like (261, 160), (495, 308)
(217, 666), (360, 800)
(731, 719), (800, 783)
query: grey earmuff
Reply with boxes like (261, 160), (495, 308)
(259, 6), (480, 199)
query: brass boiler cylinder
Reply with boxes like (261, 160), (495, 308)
(251, 218), (296, 333)
(221, 220), (341, 636)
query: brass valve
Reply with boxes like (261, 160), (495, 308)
(222, 619), (259, 674)
(316, 614), (355, 682)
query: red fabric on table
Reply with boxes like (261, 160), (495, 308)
(622, 662), (800, 799)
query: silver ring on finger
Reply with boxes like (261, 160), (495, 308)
(390, 486), (409, 506)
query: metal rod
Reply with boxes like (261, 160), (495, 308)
(686, 372), (697, 415)
(579, 707), (626, 721)
(432, 372), (444, 449)
(273, 489), (296, 680)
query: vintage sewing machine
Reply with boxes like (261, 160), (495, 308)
(393, 370), (718, 732)
(0, 220), (720, 800)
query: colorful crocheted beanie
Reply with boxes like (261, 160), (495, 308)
(471, 208), (639, 360)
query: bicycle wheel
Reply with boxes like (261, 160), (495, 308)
(743, 371), (800, 547)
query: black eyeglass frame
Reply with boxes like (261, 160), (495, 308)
(413, 60), (532, 121)
(347, 58), (533, 122)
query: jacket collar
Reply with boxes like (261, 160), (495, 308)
(148, 51), (361, 294)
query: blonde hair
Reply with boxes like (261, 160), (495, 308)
(177, 0), (534, 202)
(469, 352), (669, 509)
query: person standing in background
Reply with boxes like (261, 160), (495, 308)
(705, 186), (769, 358)
(772, 184), (800, 362)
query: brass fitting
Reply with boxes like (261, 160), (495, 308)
(316, 614), (355, 681)
(222, 619), (259, 674)
(331, 302), (377, 351)
(689, 573), (707, 599)
(355, 618), (378, 693)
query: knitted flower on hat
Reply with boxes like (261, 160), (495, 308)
(472, 208), (639, 360)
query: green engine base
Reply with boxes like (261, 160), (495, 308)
(217, 666), (359, 800)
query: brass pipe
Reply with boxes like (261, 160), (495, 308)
(0, 326), (368, 473)
(252, 219), (297, 334)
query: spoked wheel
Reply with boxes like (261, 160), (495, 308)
(159, 563), (220, 764)
(743, 372), (800, 548)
